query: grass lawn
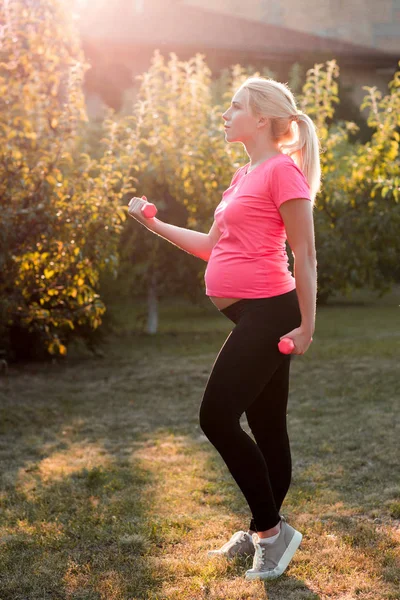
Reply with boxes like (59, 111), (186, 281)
(0, 286), (399, 599)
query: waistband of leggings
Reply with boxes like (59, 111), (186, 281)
(220, 289), (298, 316)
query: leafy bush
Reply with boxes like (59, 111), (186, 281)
(0, 0), (127, 359)
(298, 60), (400, 301)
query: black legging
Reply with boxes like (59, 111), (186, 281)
(199, 288), (302, 532)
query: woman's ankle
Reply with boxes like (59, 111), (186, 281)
(256, 519), (281, 539)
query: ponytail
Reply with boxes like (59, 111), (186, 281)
(283, 112), (322, 205)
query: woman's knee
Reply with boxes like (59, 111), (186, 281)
(199, 399), (217, 436)
(199, 396), (236, 438)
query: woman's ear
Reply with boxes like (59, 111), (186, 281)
(257, 116), (269, 129)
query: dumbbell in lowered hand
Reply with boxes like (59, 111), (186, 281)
(278, 336), (313, 354)
(278, 338), (295, 354)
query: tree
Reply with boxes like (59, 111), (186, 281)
(0, 0), (127, 359)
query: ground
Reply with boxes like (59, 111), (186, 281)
(0, 286), (399, 599)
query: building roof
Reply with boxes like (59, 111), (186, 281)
(78, 1), (399, 68)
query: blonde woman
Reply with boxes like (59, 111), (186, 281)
(128, 77), (319, 580)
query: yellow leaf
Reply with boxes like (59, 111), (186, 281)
(117, 207), (127, 221)
(77, 278), (84, 286)
(12, 150), (22, 160)
(59, 344), (67, 356)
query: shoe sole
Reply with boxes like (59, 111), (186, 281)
(245, 530), (302, 580)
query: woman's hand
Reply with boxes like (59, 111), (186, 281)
(127, 196), (156, 227)
(279, 326), (313, 355)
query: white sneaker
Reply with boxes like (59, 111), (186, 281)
(207, 530), (255, 559)
(245, 516), (303, 580)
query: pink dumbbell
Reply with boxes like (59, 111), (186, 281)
(140, 195), (158, 218)
(278, 337), (295, 354)
(278, 336), (313, 354)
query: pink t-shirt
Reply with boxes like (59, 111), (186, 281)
(204, 153), (311, 298)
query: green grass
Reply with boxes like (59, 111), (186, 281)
(0, 286), (399, 599)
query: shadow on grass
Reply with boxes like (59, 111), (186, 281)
(0, 450), (163, 598)
(0, 360), (180, 598)
(224, 553), (322, 599)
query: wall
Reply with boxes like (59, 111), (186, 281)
(185, 0), (400, 53)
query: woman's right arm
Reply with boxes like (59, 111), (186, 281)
(147, 217), (215, 262)
(127, 196), (221, 262)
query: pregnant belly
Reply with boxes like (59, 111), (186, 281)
(209, 296), (243, 310)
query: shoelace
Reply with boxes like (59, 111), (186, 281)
(253, 542), (266, 569)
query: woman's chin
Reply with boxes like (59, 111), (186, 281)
(224, 131), (237, 142)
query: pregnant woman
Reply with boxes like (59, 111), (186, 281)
(128, 76), (320, 580)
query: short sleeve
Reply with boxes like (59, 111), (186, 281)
(270, 160), (311, 209)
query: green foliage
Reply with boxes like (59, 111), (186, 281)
(0, 0), (127, 359)
(298, 60), (400, 301)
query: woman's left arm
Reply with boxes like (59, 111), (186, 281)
(279, 198), (317, 353)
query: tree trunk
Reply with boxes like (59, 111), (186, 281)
(147, 270), (158, 334)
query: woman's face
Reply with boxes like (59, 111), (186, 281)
(222, 87), (261, 143)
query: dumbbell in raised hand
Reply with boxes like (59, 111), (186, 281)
(140, 195), (158, 218)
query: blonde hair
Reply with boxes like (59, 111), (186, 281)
(239, 77), (321, 204)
